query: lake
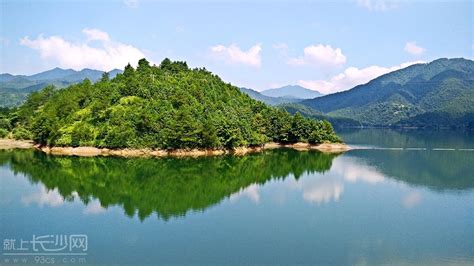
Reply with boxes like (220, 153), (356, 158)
(1, 129), (473, 265)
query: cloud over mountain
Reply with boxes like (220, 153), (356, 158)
(20, 28), (146, 71)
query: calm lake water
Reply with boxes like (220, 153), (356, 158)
(1, 129), (473, 265)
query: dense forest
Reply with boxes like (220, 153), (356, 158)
(0, 58), (340, 149)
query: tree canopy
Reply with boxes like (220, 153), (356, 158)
(5, 58), (340, 149)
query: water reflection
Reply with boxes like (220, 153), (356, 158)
(0, 149), (338, 220)
(402, 191), (422, 209)
(1, 129), (472, 264)
(230, 184), (261, 204)
(301, 177), (344, 204)
(1, 143), (473, 220)
(21, 186), (66, 207)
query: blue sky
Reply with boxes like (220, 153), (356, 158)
(0, 0), (472, 93)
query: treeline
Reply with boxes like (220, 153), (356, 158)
(1, 58), (340, 149)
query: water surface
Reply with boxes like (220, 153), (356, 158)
(1, 129), (473, 265)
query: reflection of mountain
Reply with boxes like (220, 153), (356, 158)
(338, 128), (474, 149)
(0, 149), (338, 220)
(345, 149), (474, 191)
(338, 129), (474, 191)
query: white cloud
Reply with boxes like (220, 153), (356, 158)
(333, 158), (385, 184)
(21, 186), (65, 207)
(124, 0), (138, 8)
(210, 43), (262, 67)
(356, 0), (399, 11)
(82, 28), (110, 42)
(404, 41), (426, 55)
(20, 29), (146, 71)
(288, 44), (346, 67)
(298, 60), (424, 94)
(302, 178), (344, 204)
(230, 184), (261, 203)
(83, 200), (106, 215)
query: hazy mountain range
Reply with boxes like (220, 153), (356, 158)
(260, 85), (323, 99)
(239, 85), (323, 106)
(0, 68), (122, 107)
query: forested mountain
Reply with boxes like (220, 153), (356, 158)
(301, 58), (474, 127)
(0, 67), (122, 107)
(1, 58), (340, 149)
(239, 87), (302, 106)
(261, 85), (323, 99)
(281, 103), (362, 128)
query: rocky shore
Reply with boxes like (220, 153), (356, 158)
(0, 138), (351, 157)
(0, 139), (35, 149)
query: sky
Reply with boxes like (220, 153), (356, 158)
(0, 0), (472, 93)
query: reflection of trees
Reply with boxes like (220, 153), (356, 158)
(338, 128), (474, 149)
(0, 149), (338, 221)
(346, 149), (474, 191)
(338, 129), (474, 191)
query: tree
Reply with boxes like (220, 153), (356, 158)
(101, 72), (110, 82)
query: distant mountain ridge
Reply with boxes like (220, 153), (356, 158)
(0, 67), (122, 107)
(261, 85), (323, 99)
(300, 58), (474, 127)
(239, 85), (323, 106)
(239, 87), (303, 106)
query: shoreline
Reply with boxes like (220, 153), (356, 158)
(0, 138), (350, 157)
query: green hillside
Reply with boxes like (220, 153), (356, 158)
(2, 58), (340, 149)
(301, 58), (474, 127)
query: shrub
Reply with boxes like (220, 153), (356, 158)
(0, 128), (8, 138)
(0, 118), (11, 130)
(12, 127), (33, 140)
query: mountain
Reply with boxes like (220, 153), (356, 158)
(301, 58), (474, 127)
(239, 87), (302, 106)
(27, 67), (77, 81)
(261, 85), (323, 99)
(0, 73), (16, 82)
(0, 67), (123, 107)
(6, 58), (340, 149)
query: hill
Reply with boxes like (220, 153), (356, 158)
(301, 58), (474, 127)
(0, 67), (122, 107)
(261, 85), (323, 99)
(239, 87), (302, 106)
(2, 58), (340, 149)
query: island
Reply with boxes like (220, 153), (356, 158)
(0, 58), (348, 157)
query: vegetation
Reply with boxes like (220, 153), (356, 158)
(0, 149), (339, 220)
(4, 58), (340, 149)
(280, 103), (362, 128)
(0, 128), (7, 138)
(301, 58), (474, 127)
